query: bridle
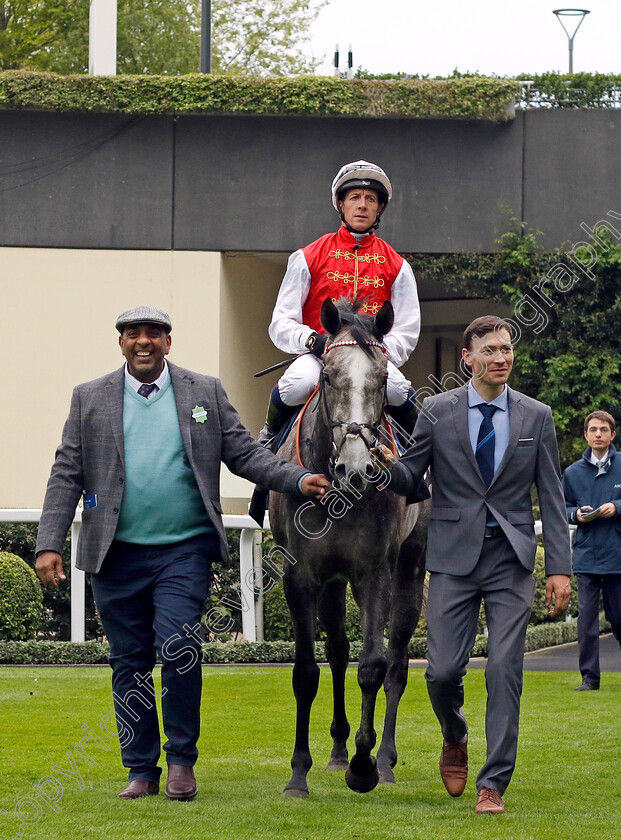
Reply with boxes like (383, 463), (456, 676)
(319, 339), (388, 477)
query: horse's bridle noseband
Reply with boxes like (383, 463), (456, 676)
(319, 339), (388, 477)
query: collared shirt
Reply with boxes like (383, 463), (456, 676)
(468, 382), (509, 528)
(124, 360), (170, 398)
(589, 447), (612, 476)
(467, 381), (510, 474)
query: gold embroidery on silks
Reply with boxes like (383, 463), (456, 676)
(362, 301), (383, 315)
(327, 270), (385, 294)
(329, 249), (386, 265)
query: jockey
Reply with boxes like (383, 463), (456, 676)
(258, 160), (420, 447)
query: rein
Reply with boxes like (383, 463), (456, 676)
(296, 384), (321, 468)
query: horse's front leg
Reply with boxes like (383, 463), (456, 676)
(346, 567), (390, 793)
(318, 580), (350, 770)
(377, 532), (426, 783)
(283, 570), (321, 798)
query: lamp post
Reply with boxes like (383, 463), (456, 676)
(200, 0), (211, 73)
(553, 8), (590, 73)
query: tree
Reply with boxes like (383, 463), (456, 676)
(211, 0), (326, 76)
(0, 0), (326, 75)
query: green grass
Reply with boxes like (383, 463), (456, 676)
(1, 666), (619, 840)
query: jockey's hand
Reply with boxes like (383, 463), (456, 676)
(371, 444), (397, 468)
(305, 332), (328, 358)
(301, 474), (331, 497)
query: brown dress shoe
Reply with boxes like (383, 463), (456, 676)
(165, 764), (198, 801)
(117, 779), (159, 799)
(475, 788), (505, 814)
(439, 738), (468, 797)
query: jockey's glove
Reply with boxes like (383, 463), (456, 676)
(305, 332), (328, 358)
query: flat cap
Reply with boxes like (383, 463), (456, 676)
(115, 305), (172, 333)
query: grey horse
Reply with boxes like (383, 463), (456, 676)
(269, 295), (429, 797)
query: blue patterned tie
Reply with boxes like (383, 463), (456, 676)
(137, 383), (157, 399)
(476, 404), (498, 486)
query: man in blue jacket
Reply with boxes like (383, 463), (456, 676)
(563, 410), (621, 690)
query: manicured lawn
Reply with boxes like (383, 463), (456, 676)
(0, 666), (619, 840)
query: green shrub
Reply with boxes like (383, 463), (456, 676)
(0, 551), (43, 640)
(263, 582), (293, 642)
(0, 71), (519, 121)
(0, 522), (101, 639)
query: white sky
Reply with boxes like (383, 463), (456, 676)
(305, 0), (621, 78)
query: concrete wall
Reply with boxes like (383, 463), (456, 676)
(2, 109), (618, 253)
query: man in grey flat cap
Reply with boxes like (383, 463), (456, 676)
(35, 306), (330, 802)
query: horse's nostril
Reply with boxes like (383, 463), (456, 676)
(334, 463), (347, 480)
(365, 463), (376, 478)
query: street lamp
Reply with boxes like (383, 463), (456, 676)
(553, 9), (590, 74)
(200, 0), (211, 73)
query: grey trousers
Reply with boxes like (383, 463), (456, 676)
(425, 535), (535, 795)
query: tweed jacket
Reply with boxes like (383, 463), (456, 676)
(389, 384), (572, 577)
(36, 361), (308, 573)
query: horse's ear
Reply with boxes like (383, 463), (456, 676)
(320, 298), (341, 336)
(374, 301), (394, 339)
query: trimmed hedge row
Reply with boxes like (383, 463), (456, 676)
(0, 71), (519, 121)
(0, 614), (611, 665)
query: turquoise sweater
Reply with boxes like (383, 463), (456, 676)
(115, 379), (214, 544)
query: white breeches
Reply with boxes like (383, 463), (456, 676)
(277, 354), (412, 407)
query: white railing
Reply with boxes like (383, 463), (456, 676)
(0, 509), (269, 643)
(1, 512), (569, 644)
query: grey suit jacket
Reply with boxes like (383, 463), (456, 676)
(389, 384), (571, 577)
(36, 361), (308, 573)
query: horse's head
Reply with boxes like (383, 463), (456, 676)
(319, 296), (394, 492)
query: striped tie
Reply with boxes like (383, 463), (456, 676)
(476, 404), (498, 486)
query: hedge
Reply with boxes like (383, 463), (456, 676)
(0, 71), (519, 121)
(0, 614), (610, 665)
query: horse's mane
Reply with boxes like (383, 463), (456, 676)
(332, 294), (385, 358)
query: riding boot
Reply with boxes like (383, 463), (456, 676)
(257, 386), (296, 450)
(386, 388), (418, 450)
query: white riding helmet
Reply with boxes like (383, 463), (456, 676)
(331, 160), (393, 213)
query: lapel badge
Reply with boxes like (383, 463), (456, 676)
(192, 405), (208, 424)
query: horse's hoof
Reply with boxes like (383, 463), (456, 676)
(326, 758), (349, 771)
(283, 786), (309, 798)
(345, 755), (380, 793)
(378, 768), (396, 784)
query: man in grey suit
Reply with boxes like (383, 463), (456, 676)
(379, 315), (571, 814)
(35, 305), (329, 801)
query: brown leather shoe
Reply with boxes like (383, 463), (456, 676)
(439, 738), (468, 797)
(165, 764), (198, 801)
(475, 788), (505, 814)
(117, 779), (159, 799)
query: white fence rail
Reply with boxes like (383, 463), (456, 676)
(0, 509), (268, 643)
(1, 511), (565, 644)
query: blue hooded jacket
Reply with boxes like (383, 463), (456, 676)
(563, 445), (621, 574)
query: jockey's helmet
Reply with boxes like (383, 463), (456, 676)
(331, 160), (392, 232)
